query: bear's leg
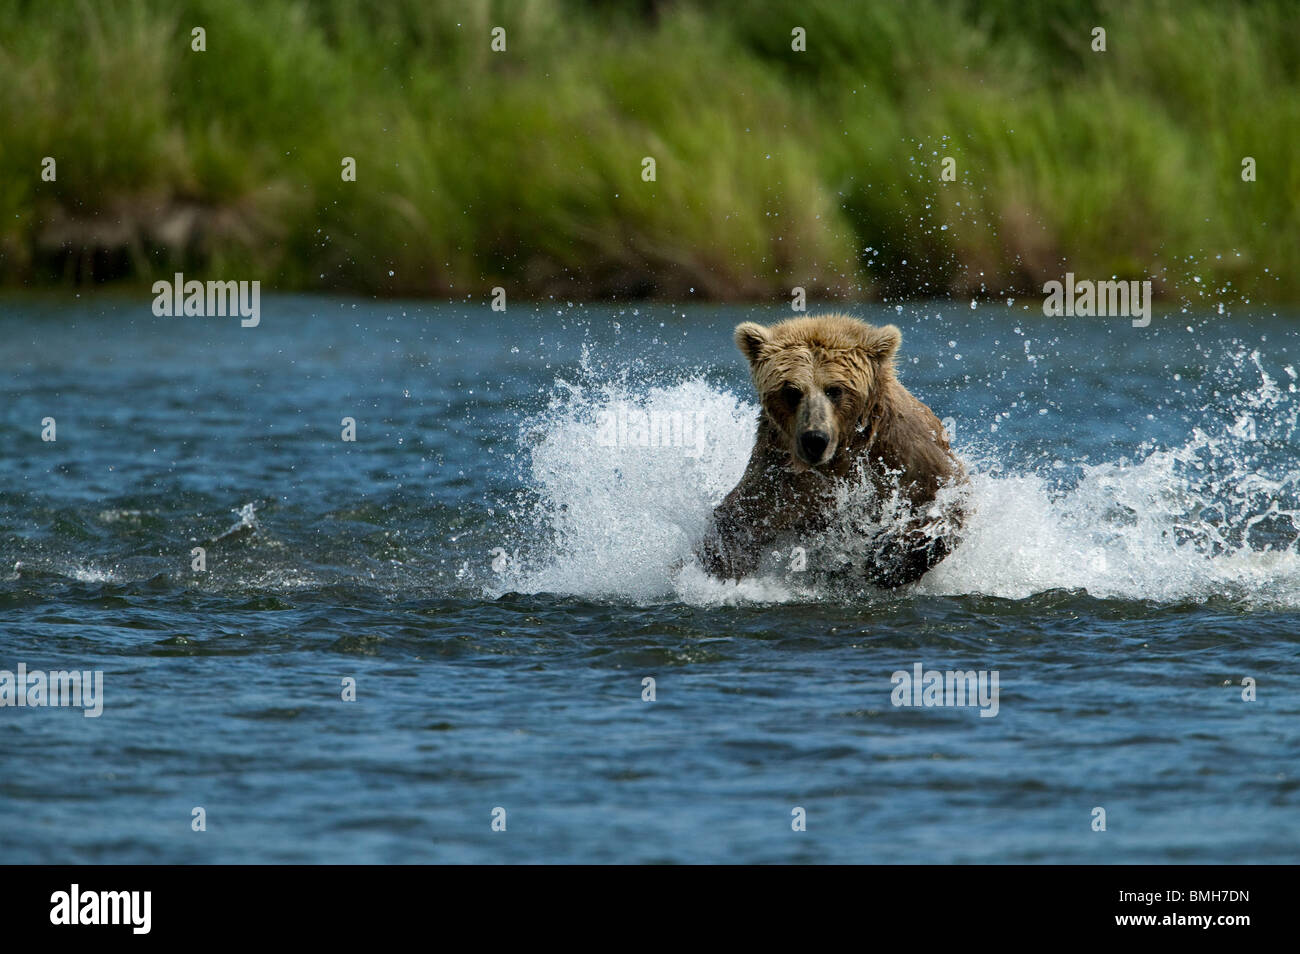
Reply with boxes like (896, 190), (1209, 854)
(864, 523), (959, 588)
(696, 507), (767, 580)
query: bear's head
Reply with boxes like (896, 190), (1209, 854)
(733, 314), (901, 469)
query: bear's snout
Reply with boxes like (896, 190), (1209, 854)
(798, 429), (832, 465)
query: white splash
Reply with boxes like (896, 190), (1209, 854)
(492, 348), (1300, 608)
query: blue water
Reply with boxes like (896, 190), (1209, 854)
(1, 294), (1298, 863)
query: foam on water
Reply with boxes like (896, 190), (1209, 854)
(496, 370), (763, 602)
(495, 347), (1300, 608)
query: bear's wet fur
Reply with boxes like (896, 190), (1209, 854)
(696, 313), (966, 587)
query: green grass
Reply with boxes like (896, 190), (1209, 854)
(0, 0), (1295, 302)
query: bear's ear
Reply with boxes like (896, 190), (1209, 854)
(734, 322), (771, 365)
(861, 323), (901, 362)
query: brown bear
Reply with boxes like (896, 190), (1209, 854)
(696, 313), (966, 587)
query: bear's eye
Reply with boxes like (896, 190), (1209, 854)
(779, 384), (802, 409)
(824, 385), (844, 403)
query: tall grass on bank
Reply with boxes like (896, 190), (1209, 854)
(0, 0), (1296, 302)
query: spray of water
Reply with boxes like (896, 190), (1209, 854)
(492, 347), (1300, 607)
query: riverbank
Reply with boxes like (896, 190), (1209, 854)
(1, 0), (1296, 302)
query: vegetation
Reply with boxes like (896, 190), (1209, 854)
(0, 0), (1295, 302)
